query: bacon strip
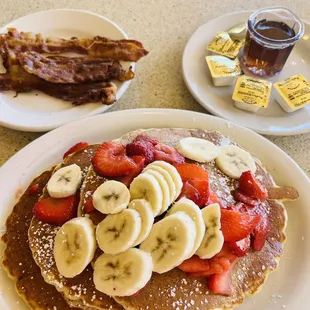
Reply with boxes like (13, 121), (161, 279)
(18, 51), (134, 84)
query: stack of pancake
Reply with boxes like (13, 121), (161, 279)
(1, 128), (287, 310)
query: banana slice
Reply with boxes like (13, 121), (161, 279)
(144, 169), (170, 215)
(128, 199), (154, 246)
(146, 161), (183, 199)
(140, 211), (196, 274)
(167, 198), (205, 258)
(93, 248), (153, 297)
(47, 164), (82, 198)
(177, 137), (220, 163)
(130, 173), (163, 216)
(196, 203), (224, 259)
(145, 166), (176, 202)
(54, 217), (96, 278)
(93, 180), (130, 214)
(96, 209), (141, 254)
(215, 145), (256, 179)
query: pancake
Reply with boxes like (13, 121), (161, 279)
(1, 169), (82, 310)
(3, 128), (287, 310)
(28, 145), (123, 310)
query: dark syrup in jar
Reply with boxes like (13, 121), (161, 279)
(243, 20), (296, 75)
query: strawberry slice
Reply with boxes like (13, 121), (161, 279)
(178, 181), (200, 204)
(126, 137), (156, 165)
(187, 266), (223, 278)
(207, 260), (238, 296)
(92, 142), (141, 177)
(33, 195), (78, 225)
(178, 255), (210, 273)
(28, 183), (39, 195)
(175, 163), (208, 182)
(234, 189), (258, 207)
(189, 179), (209, 206)
(84, 196), (95, 214)
(63, 142), (89, 159)
(133, 135), (158, 146)
(239, 171), (268, 200)
(153, 144), (185, 164)
(220, 209), (261, 242)
(115, 156), (145, 187)
(227, 235), (251, 257)
(207, 190), (223, 208)
(251, 204), (269, 251)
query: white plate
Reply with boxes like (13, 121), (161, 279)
(182, 11), (310, 135)
(0, 9), (135, 132)
(0, 109), (309, 309)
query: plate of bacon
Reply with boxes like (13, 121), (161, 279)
(0, 9), (148, 132)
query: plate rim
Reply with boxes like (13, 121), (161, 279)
(182, 9), (310, 136)
(0, 8), (135, 132)
(0, 108), (310, 309)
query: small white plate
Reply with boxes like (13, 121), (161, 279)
(0, 9), (135, 132)
(0, 109), (309, 310)
(182, 11), (310, 135)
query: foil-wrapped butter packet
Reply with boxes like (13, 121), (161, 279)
(227, 23), (247, 40)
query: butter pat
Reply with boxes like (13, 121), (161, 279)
(274, 74), (310, 113)
(206, 56), (241, 86)
(232, 76), (272, 112)
(207, 32), (244, 59)
(227, 23), (247, 40)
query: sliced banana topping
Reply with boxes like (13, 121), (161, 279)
(130, 173), (163, 216)
(215, 145), (256, 179)
(54, 217), (96, 278)
(47, 164), (82, 198)
(196, 203), (224, 259)
(145, 161), (183, 199)
(93, 180), (130, 214)
(128, 199), (154, 246)
(177, 137), (220, 163)
(140, 211), (196, 274)
(167, 198), (205, 258)
(145, 165), (177, 202)
(144, 169), (171, 215)
(96, 209), (141, 254)
(93, 248), (153, 297)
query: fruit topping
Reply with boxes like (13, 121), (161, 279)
(207, 259), (238, 296)
(63, 141), (89, 159)
(175, 163), (209, 182)
(127, 140), (155, 165)
(153, 144), (185, 164)
(28, 183), (39, 195)
(178, 255), (211, 273)
(33, 194), (79, 225)
(207, 191), (223, 208)
(234, 189), (258, 206)
(251, 204), (269, 251)
(226, 235), (251, 257)
(220, 209), (261, 242)
(239, 170), (268, 200)
(92, 142), (142, 177)
(134, 135), (158, 146)
(84, 196), (95, 214)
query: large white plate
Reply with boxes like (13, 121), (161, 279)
(0, 9), (135, 132)
(0, 109), (309, 310)
(182, 11), (310, 135)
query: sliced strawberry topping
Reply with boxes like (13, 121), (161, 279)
(92, 142), (141, 177)
(234, 189), (258, 207)
(126, 140), (155, 164)
(28, 183), (39, 195)
(207, 260), (238, 296)
(220, 209), (261, 242)
(207, 190), (223, 208)
(189, 179), (209, 206)
(115, 156), (145, 187)
(178, 255), (210, 273)
(175, 163), (208, 182)
(227, 235), (251, 257)
(239, 171), (268, 200)
(33, 195), (78, 225)
(84, 196), (95, 214)
(178, 181), (200, 204)
(251, 204), (269, 251)
(153, 144), (185, 164)
(133, 135), (158, 146)
(63, 142), (89, 159)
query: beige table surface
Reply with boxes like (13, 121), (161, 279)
(0, 0), (309, 177)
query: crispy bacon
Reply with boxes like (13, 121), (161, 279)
(2, 28), (148, 64)
(18, 51), (134, 84)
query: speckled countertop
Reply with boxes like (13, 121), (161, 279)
(0, 0), (309, 176)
